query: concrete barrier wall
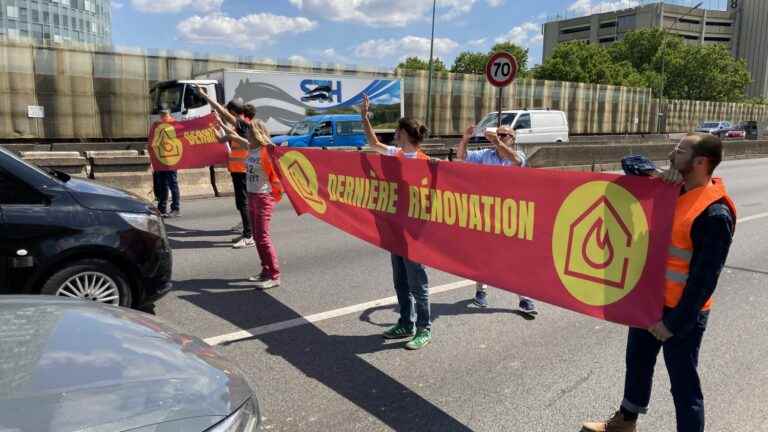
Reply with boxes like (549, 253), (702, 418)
(3, 40), (768, 140)
(527, 140), (768, 169)
(10, 142), (767, 205)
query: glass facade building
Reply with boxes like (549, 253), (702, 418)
(0, 0), (111, 46)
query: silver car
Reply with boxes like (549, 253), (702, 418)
(695, 121), (732, 137)
(0, 296), (260, 432)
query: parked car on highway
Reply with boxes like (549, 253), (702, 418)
(695, 120), (732, 137)
(471, 109), (569, 144)
(731, 121), (759, 140)
(0, 296), (260, 431)
(0, 146), (172, 308)
(271, 114), (367, 148)
(725, 128), (746, 139)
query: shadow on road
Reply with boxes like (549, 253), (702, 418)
(164, 223), (238, 250)
(360, 299), (535, 328)
(179, 288), (474, 431)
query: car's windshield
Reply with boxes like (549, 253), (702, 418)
(0, 147), (61, 183)
(701, 122), (720, 128)
(477, 113), (517, 131)
(150, 83), (184, 115)
(288, 121), (315, 136)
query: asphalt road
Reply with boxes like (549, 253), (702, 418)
(155, 158), (768, 431)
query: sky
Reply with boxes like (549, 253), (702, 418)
(110, 0), (720, 70)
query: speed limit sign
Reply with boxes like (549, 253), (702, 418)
(485, 52), (518, 87)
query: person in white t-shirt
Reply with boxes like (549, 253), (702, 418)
(360, 94), (432, 350)
(220, 119), (282, 290)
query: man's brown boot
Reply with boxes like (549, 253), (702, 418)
(582, 411), (637, 432)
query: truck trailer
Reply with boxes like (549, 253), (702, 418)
(149, 69), (403, 140)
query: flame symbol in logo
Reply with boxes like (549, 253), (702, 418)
(581, 218), (614, 270)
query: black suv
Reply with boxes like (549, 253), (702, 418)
(0, 147), (172, 308)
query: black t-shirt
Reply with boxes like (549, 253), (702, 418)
(235, 119), (250, 138)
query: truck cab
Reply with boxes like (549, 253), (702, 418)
(149, 80), (219, 124)
(271, 115), (366, 148)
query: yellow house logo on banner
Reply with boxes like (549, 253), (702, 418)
(279, 151), (327, 214)
(552, 181), (650, 306)
(151, 123), (183, 167)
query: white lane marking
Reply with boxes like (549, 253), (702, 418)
(203, 279), (474, 346)
(737, 212), (768, 224)
(204, 212), (768, 346)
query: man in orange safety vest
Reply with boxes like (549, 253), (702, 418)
(583, 133), (736, 432)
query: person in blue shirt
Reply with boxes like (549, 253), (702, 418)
(455, 124), (538, 316)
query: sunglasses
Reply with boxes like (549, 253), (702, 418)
(498, 133), (512, 139)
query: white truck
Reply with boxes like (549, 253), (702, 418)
(149, 69), (404, 137)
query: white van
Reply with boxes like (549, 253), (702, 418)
(472, 110), (569, 144)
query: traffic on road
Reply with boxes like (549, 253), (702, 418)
(3, 2), (768, 431)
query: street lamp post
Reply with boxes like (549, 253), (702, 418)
(425, 0), (437, 137)
(658, 1), (703, 134)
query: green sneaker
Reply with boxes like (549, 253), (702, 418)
(383, 324), (415, 339)
(405, 328), (432, 350)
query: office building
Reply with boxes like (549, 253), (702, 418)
(0, 0), (112, 46)
(543, 1), (768, 98)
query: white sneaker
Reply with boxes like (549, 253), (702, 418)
(233, 237), (255, 249)
(254, 278), (280, 290)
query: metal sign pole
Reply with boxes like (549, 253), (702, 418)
(497, 87), (503, 128)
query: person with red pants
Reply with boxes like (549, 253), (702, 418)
(221, 119), (283, 289)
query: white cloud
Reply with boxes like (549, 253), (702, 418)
(487, 0), (505, 6)
(354, 35), (459, 61)
(131, 0), (223, 13)
(467, 37), (488, 48)
(494, 21), (543, 48)
(568, 0), (640, 15)
(319, 48), (352, 64)
(289, 0), (476, 27)
(111, 1), (124, 10)
(287, 55), (313, 66)
(177, 13), (317, 49)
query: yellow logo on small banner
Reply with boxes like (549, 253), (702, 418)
(278, 151), (327, 214)
(151, 123), (183, 166)
(552, 181), (649, 306)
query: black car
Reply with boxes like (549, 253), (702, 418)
(0, 146), (172, 308)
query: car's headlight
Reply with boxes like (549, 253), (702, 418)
(206, 398), (260, 432)
(118, 212), (166, 238)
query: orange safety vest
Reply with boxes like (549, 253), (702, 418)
(665, 178), (736, 310)
(259, 147), (283, 202)
(228, 119), (250, 173)
(395, 148), (429, 160)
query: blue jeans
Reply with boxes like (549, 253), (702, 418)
(622, 311), (708, 432)
(391, 254), (430, 330)
(153, 171), (180, 213)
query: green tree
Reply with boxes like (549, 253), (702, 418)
(490, 41), (529, 74)
(535, 29), (752, 103)
(534, 42), (630, 85)
(450, 51), (488, 74)
(663, 43), (751, 102)
(395, 56), (446, 72)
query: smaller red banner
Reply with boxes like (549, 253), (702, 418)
(148, 114), (229, 171)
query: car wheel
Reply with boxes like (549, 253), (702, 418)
(41, 259), (133, 307)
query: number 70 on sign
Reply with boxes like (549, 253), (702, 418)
(485, 52), (518, 88)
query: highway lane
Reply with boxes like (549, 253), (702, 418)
(155, 157), (768, 431)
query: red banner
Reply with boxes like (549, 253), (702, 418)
(148, 114), (228, 171)
(270, 147), (679, 327)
